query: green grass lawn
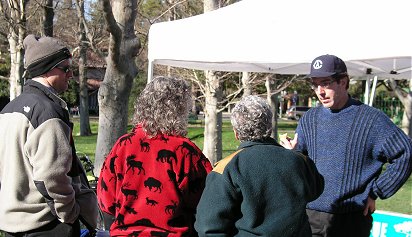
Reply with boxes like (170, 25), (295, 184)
(72, 117), (412, 215)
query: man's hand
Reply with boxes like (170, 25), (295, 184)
(279, 133), (298, 149)
(363, 196), (376, 216)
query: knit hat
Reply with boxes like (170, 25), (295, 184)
(23, 34), (72, 78)
(307, 54), (347, 78)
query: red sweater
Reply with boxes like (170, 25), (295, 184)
(97, 125), (212, 236)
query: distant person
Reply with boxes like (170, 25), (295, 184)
(195, 95), (324, 236)
(0, 34), (98, 236)
(292, 90), (299, 106)
(280, 54), (412, 237)
(97, 76), (213, 236)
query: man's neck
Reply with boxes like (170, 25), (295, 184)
(330, 94), (351, 112)
(32, 77), (57, 94)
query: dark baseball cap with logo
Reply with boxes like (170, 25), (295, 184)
(307, 54), (347, 78)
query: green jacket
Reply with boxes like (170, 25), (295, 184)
(195, 138), (324, 237)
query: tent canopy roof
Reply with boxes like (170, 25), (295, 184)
(148, 0), (411, 79)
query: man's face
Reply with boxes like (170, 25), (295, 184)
(48, 59), (73, 94)
(310, 77), (348, 110)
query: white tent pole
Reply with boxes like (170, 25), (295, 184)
(364, 78), (370, 105)
(147, 61), (154, 83)
(369, 75), (378, 106)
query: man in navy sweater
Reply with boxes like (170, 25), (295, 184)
(281, 54), (412, 237)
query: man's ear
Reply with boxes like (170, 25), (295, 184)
(338, 77), (350, 90)
(233, 129), (239, 141)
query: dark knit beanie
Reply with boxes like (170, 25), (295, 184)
(23, 34), (72, 79)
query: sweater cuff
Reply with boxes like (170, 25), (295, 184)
(369, 191), (378, 200)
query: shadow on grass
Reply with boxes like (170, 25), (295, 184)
(189, 133), (204, 140)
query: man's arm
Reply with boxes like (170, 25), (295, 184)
(372, 129), (412, 200)
(26, 119), (79, 223)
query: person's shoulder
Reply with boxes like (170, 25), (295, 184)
(5, 91), (63, 125)
(299, 106), (320, 121)
(353, 105), (403, 135)
(35, 99), (67, 124)
(308, 105), (323, 113)
(289, 149), (309, 162)
(360, 104), (392, 121)
(177, 136), (198, 146)
(213, 149), (244, 174)
(171, 136), (205, 152)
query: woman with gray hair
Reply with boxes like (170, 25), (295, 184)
(195, 95), (324, 237)
(230, 95), (273, 142)
(98, 76), (212, 236)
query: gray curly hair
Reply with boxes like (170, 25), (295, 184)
(230, 95), (273, 142)
(133, 76), (191, 137)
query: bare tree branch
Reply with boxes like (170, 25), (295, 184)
(190, 69), (205, 94)
(73, 0), (106, 60)
(0, 75), (9, 80)
(101, 0), (121, 63)
(388, 78), (408, 105)
(151, 0), (187, 24)
(217, 86), (243, 113)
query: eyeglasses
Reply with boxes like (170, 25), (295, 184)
(310, 79), (336, 91)
(55, 65), (71, 73)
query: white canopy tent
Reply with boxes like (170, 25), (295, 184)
(148, 0), (412, 104)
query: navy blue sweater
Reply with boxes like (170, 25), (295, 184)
(296, 98), (412, 214)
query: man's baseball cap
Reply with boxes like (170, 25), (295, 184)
(307, 54), (347, 78)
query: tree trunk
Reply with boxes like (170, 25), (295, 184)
(191, 84), (197, 114)
(8, 34), (23, 100)
(204, 0), (219, 10)
(42, 0), (54, 37)
(242, 72), (252, 97)
(95, 63), (132, 175)
(203, 70), (223, 165)
(94, 0), (140, 176)
(202, 0), (222, 165)
(266, 77), (279, 140)
(400, 89), (412, 137)
(388, 78), (412, 138)
(7, 1), (26, 100)
(401, 100), (412, 136)
(77, 0), (92, 136)
(404, 80), (412, 136)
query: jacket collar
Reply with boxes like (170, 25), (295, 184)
(24, 79), (68, 110)
(238, 137), (281, 150)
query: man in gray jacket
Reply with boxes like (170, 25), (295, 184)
(0, 35), (97, 237)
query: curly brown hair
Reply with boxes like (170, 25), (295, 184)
(133, 76), (191, 137)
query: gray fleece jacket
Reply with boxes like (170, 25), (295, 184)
(0, 80), (97, 233)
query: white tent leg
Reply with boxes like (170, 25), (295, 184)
(369, 76), (378, 106)
(147, 61), (154, 83)
(364, 78), (370, 105)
